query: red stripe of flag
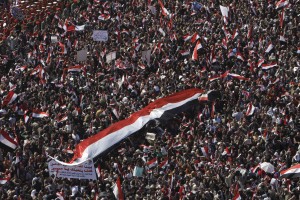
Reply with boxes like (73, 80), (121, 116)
(0, 130), (18, 150)
(2, 91), (18, 106)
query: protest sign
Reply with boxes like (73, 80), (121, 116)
(75, 25), (85, 31)
(77, 49), (88, 62)
(51, 36), (58, 43)
(145, 132), (156, 141)
(142, 50), (151, 66)
(92, 30), (108, 42)
(220, 5), (229, 17)
(106, 51), (116, 63)
(48, 159), (97, 180)
(148, 6), (157, 15)
(133, 166), (144, 177)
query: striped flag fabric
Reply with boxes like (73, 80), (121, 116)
(68, 65), (82, 72)
(32, 111), (49, 118)
(232, 29), (239, 40)
(182, 34), (192, 42)
(0, 177), (10, 185)
(98, 14), (111, 20)
(236, 52), (245, 61)
(297, 47), (300, 54)
(246, 103), (255, 116)
(159, 158), (168, 169)
(113, 176), (124, 200)
(228, 73), (249, 81)
(280, 164), (300, 178)
(209, 75), (222, 82)
(233, 184), (241, 200)
(15, 65), (27, 71)
(56, 115), (68, 123)
(265, 43), (274, 53)
(192, 40), (202, 61)
(96, 164), (101, 179)
(146, 158), (158, 168)
(0, 130), (18, 150)
(257, 59), (265, 67)
(54, 89), (203, 166)
(2, 91), (18, 106)
(191, 33), (200, 43)
(262, 63), (278, 70)
(201, 146), (209, 157)
(180, 50), (190, 56)
(198, 94), (208, 101)
(275, 0), (289, 9)
(58, 42), (67, 54)
(158, 0), (171, 17)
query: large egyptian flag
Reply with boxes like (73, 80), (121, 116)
(280, 164), (300, 178)
(55, 89), (203, 165)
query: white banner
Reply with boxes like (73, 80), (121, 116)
(92, 30), (108, 42)
(48, 159), (97, 180)
(77, 49), (88, 62)
(106, 51), (116, 63)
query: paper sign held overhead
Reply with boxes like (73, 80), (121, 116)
(51, 36), (58, 43)
(220, 5), (229, 17)
(92, 30), (108, 42)
(106, 51), (116, 63)
(142, 50), (151, 66)
(77, 49), (88, 62)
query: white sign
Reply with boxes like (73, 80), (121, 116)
(146, 132), (156, 141)
(75, 25), (85, 31)
(92, 30), (108, 42)
(220, 5), (229, 17)
(158, 28), (166, 37)
(48, 159), (97, 180)
(142, 50), (151, 66)
(148, 6), (157, 15)
(77, 49), (88, 62)
(106, 51), (116, 63)
(51, 36), (58, 43)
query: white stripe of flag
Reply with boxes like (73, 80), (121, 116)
(32, 112), (49, 118)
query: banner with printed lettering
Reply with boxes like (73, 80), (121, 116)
(92, 30), (108, 42)
(48, 159), (97, 180)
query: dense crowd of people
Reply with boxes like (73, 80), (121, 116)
(0, 0), (299, 199)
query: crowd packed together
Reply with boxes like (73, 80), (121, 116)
(0, 0), (299, 199)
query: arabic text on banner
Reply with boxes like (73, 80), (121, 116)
(48, 159), (97, 180)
